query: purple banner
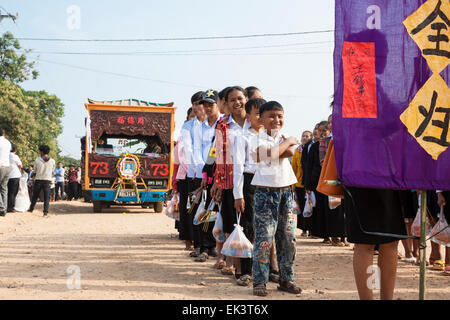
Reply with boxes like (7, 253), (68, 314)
(333, 0), (450, 190)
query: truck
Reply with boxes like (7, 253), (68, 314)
(81, 98), (176, 213)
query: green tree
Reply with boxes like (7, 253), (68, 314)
(0, 32), (65, 165)
(0, 32), (38, 83)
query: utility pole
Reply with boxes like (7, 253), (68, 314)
(0, 9), (18, 24)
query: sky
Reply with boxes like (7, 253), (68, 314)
(0, 0), (335, 160)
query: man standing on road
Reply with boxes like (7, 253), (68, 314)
(28, 145), (55, 216)
(0, 128), (12, 217)
(7, 143), (23, 213)
(54, 162), (65, 200)
(67, 165), (78, 201)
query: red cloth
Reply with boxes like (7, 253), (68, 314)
(214, 115), (233, 190)
(68, 169), (78, 183)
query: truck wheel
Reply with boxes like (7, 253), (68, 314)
(154, 202), (164, 213)
(93, 201), (103, 213)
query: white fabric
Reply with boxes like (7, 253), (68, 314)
(34, 157), (55, 181)
(9, 153), (22, 179)
(180, 119), (195, 178)
(14, 173), (30, 212)
(250, 130), (298, 188)
(201, 118), (219, 162)
(0, 136), (11, 167)
(192, 117), (205, 178)
(233, 124), (259, 199)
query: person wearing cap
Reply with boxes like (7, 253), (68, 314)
(193, 90), (221, 262)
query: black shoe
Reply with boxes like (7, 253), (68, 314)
(0, 211), (6, 217)
(208, 248), (218, 257)
(43, 212), (48, 216)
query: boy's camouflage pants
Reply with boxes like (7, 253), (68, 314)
(252, 187), (297, 286)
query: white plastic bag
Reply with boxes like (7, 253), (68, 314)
(303, 193), (313, 217)
(328, 196), (342, 210)
(164, 193), (179, 220)
(193, 191), (207, 225)
(310, 191), (316, 207)
(212, 208), (226, 243)
(221, 214), (253, 258)
(411, 208), (431, 237)
(430, 207), (450, 247)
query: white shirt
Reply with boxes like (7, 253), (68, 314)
(9, 153), (22, 179)
(0, 136), (12, 167)
(192, 117), (206, 178)
(233, 122), (259, 199)
(250, 130), (298, 188)
(34, 157), (56, 181)
(201, 117), (219, 163)
(180, 119), (195, 178)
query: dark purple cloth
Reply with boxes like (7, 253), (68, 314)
(333, 1), (450, 190)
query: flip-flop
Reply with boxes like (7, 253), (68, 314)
(269, 270), (280, 283)
(443, 266), (450, 276)
(236, 274), (252, 286)
(221, 266), (234, 275)
(213, 260), (226, 269)
(432, 260), (445, 271)
(189, 248), (200, 257)
(195, 253), (209, 262)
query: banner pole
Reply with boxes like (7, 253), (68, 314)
(419, 190), (427, 300)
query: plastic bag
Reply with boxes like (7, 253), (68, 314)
(164, 192), (179, 220)
(193, 191), (207, 225)
(310, 191), (316, 207)
(292, 192), (301, 215)
(212, 209), (226, 243)
(430, 207), (450, 247)
(221, 214), (253, 258)
(303, 193), (313, 217)
(411, 208), (432, 237)
(328, 196), (342, 210)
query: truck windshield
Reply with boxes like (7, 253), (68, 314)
(96, 136), (165, 157)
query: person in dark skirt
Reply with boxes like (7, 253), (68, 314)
(399, 190), (419, 263)
(344, 187), (407, 300)
(292, 130), (312, 236)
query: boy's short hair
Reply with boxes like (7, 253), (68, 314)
(245, 98), (266, 114)
(259, 101), (283, 117)
(39, 145), (50, 155)
(10, 143), (17, 153)
(318, 120), (329, 129)
(186, 107), (193, 118)
(191, 91), (204, 104)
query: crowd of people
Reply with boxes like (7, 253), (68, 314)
(0, 128), (84, 217)
(169, 86), (450, 299)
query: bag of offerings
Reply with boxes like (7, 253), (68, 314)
(221, 214), (253, 258)
(303, 192), (314, 217)
(164, 193), (179, 220)
(328, 196), (342, 210)
(411, 208), (432, 237)
(193, 191), (207, 225)
(187, 187), (204, 214)
(213, 210), (226, 243)
(430, 207), (450, 247)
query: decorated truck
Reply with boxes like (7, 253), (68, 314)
(81, 98), (176, 213)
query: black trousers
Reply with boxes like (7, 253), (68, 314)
(178, 179), (193, 241)
(30, 180), (50, 214)
(7, 178), (20, 212)
(68, 181), (78, 200)
(55, 181), (64, 200)
(241, 173), (256, 276)
(188, 178), (202, 249)
(200, 183), (218, 253)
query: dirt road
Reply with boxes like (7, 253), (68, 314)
(0, 200), (448, 300)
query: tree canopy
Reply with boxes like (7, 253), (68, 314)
(0, 32), (65, 165)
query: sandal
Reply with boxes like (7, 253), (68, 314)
(213, 260), (226, 269)
(189, 248), (200, 258)
(253, 283), (268, 297)
(195, 252), (209, 262)
(236, 274), (252, 287)
(277, 281), (302, 294)
(221, 266), (234, 275)
(269, 269), (280, 283)
(432, 260), (445, 271)
(443, 266), (450, 276)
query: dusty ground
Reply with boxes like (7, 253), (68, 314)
(0, 200), (448, 300)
